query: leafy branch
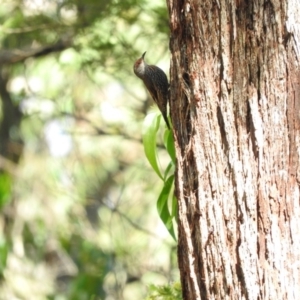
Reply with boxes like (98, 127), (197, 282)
(142, 112), (177, 241)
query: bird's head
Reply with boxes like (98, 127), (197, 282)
(133, 52), (147, 78)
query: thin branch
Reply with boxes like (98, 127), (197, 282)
(0, 38), (73, 65)
(60, 112), (144, 143)
(59, 112), (170, 150)
(0, 155), (19, 176)
(104, 200), (172, 244)
(0, 24), (66, 34)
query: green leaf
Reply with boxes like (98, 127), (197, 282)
(143, 112), (163, 180)
(171, 194), (178, 219)
(163, 129), (176, 164)
(0, 173), (12, 209)
(157, 175), (176, 240)
(142, 112), (177, 240)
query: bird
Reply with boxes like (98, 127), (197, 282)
(133, 52), (170, 129)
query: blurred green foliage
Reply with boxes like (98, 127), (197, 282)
(0, 0), (179, 299)
(0, 173), (12, 209)
(145, 282), (182, 300)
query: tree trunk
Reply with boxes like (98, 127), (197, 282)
(167, 0), (300, 299)
(0, 68), (24, 165)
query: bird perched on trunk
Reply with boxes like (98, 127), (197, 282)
(133, 52), (170, 129)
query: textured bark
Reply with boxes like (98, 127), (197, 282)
(167, 0), (300, 299)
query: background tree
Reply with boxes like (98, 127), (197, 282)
(167, 0), (300, 299)
(0, 0), (178, 299)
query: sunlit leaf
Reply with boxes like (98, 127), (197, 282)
(143, 112), (163, 180)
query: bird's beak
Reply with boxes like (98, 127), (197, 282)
(142, 51), (147, 59)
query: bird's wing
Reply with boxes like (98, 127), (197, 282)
(144, 78), (159, 104)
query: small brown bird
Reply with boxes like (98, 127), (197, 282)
(133, 52), (170, 129)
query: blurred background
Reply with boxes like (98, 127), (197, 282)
(0, 0), (178, 299)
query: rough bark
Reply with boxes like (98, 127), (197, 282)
(167, 0), (300, 299)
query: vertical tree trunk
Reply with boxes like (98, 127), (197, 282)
(0, 68), (23, 165)
(167, 0), (300, 299)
